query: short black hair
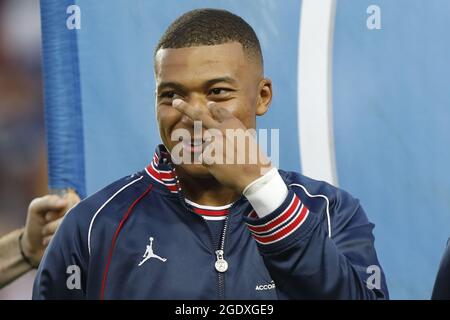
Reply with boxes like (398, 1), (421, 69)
(155, 8), (263, 65)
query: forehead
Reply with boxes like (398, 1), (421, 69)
(154, 42), (254, 82)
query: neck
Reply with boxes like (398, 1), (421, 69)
(175, 166), (240, 207)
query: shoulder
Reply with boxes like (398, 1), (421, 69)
(61, 171), (151, 232)
(279, 170), (360, 209)
(278, 170), (368, 231)
(51, 170), (153, 259)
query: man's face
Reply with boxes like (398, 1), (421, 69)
(154, 42), (271, 178)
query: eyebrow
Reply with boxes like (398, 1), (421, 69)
(157, 81), (186, 93)
(157, 76), (238, 92)
(205, 76), (238, 87)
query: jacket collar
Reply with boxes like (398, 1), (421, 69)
(145, 144), (248, 218)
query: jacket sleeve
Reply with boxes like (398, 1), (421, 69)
(243, 182), (389, 300)
(32, 205), (88, 300)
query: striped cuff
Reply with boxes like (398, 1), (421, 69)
(243, 189), (315, 253)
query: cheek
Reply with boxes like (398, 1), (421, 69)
(227, 97), (257, 128)
(157, 106), (180, 138)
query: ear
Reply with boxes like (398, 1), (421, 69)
(255, 78), (272, 116)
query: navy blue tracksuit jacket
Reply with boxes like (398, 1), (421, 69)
(33, 145), (388, 299)
(432, 239), (450, 299)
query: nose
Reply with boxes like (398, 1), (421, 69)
(178, 96), (209, 126)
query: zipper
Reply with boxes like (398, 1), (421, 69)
(170, 164), (230, 299)
(215, 217), (229, 299)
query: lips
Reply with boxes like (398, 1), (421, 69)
(180, 137), (205, 154)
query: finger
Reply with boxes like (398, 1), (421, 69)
(65, 191), (81, 209)
(172, 99), (219, 128)
(207, 102), (233, 122)
(45, 210), (63, 222)
(42, 218), (63, 237)
(29, 195), (67, 216)
(44, 191), (81, 222)
(44, 206), (71, 222)
(42, 235), (52, 247)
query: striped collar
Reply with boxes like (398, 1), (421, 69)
(145, 145), (233, 220)
(185, 199), (232, 221)
(145, 149), (178, 193)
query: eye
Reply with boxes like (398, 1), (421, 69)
(159, 91), (178, 99)
(209, 88), (231, 95)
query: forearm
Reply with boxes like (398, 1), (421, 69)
(242, 172), (387, 299)
(0, 228), (32, 289)
(245, 200), (383, 298)
(259, 223), (381, 299)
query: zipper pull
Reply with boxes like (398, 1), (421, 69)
(215, 250), (228, 273)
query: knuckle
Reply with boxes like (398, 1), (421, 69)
(210, 105), (220, 113)
(28, 197), (41, 210)
(50, 222), (58, 232)
(43, 236), (52, 246)
(53, 219), (63, 230)
(192, 108), (203, 118)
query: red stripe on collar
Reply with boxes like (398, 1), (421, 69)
(185, 199), (232, 217)
(192, 207), (229, 217)
(145, 162), (178, 193)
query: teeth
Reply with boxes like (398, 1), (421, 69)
(179, 137), (204, 146)
(181, 140), (203, 146)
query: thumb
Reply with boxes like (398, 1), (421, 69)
(207, 102), (232, 122)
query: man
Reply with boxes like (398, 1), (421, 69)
(0, 191), (79, 288)
(33, 9), (388, 299)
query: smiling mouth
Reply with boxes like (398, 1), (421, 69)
(179, 137), (206, 153)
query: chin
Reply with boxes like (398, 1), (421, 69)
(176, 163), (213, 179)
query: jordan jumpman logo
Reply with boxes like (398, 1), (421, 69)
(138, 237), (167, 266)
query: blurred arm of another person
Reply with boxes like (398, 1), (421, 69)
(0, 191), (80, 289)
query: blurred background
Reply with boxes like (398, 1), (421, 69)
(0, 0), (45, 299)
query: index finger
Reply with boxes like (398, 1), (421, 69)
(28, 195), (68, 216)
(172, 99), (219, 129)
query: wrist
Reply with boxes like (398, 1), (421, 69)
(236, 165), (273, 193)
(19, 230), (40, 268)
(243, 167), (289, 218)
